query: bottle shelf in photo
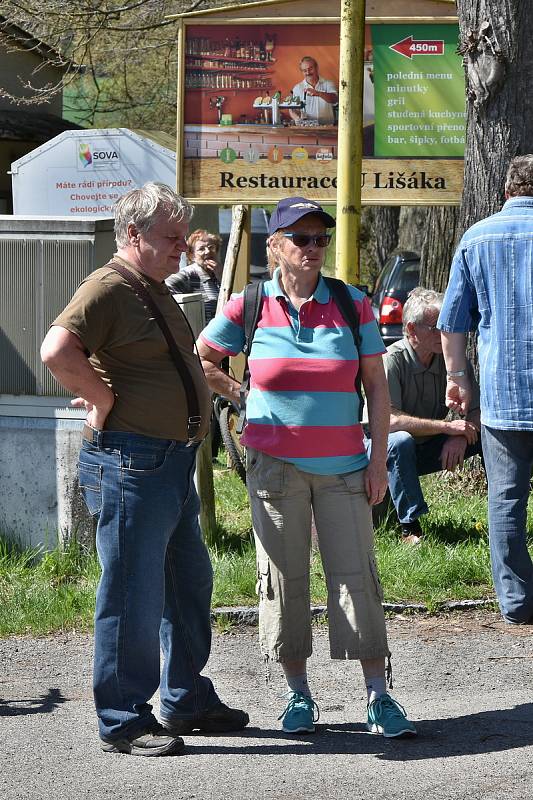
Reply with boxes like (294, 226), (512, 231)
(185, 70), (272, 91)
(185, 36), (276, 64)
(186, 87), (270, 93)
(186, 64), (272, 75)
(186, 54), (273, 68)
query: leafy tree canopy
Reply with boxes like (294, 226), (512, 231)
(0, 1), (249, 131)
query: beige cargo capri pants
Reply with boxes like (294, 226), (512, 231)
(246, 448), (389, 663)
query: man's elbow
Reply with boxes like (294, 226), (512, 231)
(40, 327), (79, 369)
(40, 330), (60, 367)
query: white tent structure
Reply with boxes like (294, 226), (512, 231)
(10, 128), (176, 216)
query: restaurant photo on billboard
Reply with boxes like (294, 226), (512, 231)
(180, 20), (465, 201)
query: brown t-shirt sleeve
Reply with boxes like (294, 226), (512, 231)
(52, 279), (117, 355)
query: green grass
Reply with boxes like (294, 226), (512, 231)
(209, 529), (496, 614)
(0, 536), (100, 637)
(212, 457), (253, 548)
(208, 462), (532, 613)
(373, 532), (494, 611)
(211, 548), (257, 607)
(1, 462), (532, 636)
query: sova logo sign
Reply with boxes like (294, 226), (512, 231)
(78, 142), (120, 170)
(78, 143), (92, 168)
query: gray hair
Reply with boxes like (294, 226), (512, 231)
(504, 155), (533, 197)
(114, 182), (194, 247)
(266, 230), (284, 274)
(300, 56), (318, 69)
(403, 287), (443, 335)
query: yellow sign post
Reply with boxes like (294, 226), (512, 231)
(335, 0), (366, 284)
(170, 0), (462, 541)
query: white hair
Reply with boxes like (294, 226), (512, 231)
(403, 287), (443, 335)
(114, 182), (194, 247)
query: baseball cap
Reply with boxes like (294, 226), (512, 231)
(268, 196), (336, 235)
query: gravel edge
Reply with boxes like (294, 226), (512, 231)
(211, 598), (498, 625)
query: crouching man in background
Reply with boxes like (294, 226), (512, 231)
(366, 288), (481, 543)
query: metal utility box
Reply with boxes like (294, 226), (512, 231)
(10, 128), (176, 217)
(0, 215), (115, 395)
(171, 292), (206, 337)
(0, 291), (205, 550)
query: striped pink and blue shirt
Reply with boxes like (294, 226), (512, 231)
(200, 268), (386, 475)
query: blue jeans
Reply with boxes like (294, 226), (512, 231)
(367, 431), (482, 524)
(482, 425), (533, 624)
(78, 429), (218, 742)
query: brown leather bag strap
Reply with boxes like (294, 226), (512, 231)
(109, 262), (202, 442)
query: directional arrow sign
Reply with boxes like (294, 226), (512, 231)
(390, 35), (445, 59)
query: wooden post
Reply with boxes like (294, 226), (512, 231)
(197, 435), (217, 547)
(196, 205), (249, 547)
(175, 18), (185, 196)
(335, 0), (366, 284)
(217, 204), (248, 313)
(231, 205), (251, 293)
(228, 205), (251, 383)
(175, 19), (249, 547)
(175, 295), (216, 546)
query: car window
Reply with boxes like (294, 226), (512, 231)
(373, 256), (395, 295)
(393, 261), (420, 291)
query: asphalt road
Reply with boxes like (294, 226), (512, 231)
(1, 612), (532, 800)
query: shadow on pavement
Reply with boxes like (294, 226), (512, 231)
(0, 687), (67, 716)
(181, 702), (533, 760)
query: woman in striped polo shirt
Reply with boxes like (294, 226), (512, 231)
(197, 196), (417, 740)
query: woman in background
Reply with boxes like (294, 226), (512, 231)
(166, 229), (223, 323)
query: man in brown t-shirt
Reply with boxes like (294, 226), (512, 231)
(41, 182), (248, 756)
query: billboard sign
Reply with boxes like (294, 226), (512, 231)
(372, 24), (465, 157)
(179, 18), (465, 204)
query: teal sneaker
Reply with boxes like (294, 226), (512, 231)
(367, 694), (417, 738)
(278, 692), (320, 733)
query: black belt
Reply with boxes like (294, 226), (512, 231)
(81, 424), (191, 447)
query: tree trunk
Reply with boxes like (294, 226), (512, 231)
(397, 206), (428, 253)
(373, 206), (400, 268)
(457, 1), (533, 231)
(419, 206), (461, 292)
(359, 206), (377, 287)
(420, 2), (533, 295)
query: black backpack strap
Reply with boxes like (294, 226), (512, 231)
(243, 280), (265, 356)
(323, 276), (365, 422)
(236, 280), (264, 434)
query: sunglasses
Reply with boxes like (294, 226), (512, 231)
(281, 232), (332, 248)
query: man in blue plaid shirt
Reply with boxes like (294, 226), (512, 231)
(439, 155), (533, 626)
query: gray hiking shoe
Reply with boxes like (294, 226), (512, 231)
(100, 722), (185, 756)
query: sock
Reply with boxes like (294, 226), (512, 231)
(285, 673), (311, 697)
(365, 676), (387, 704)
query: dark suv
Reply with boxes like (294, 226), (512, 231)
(370, 250), (420, 345)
